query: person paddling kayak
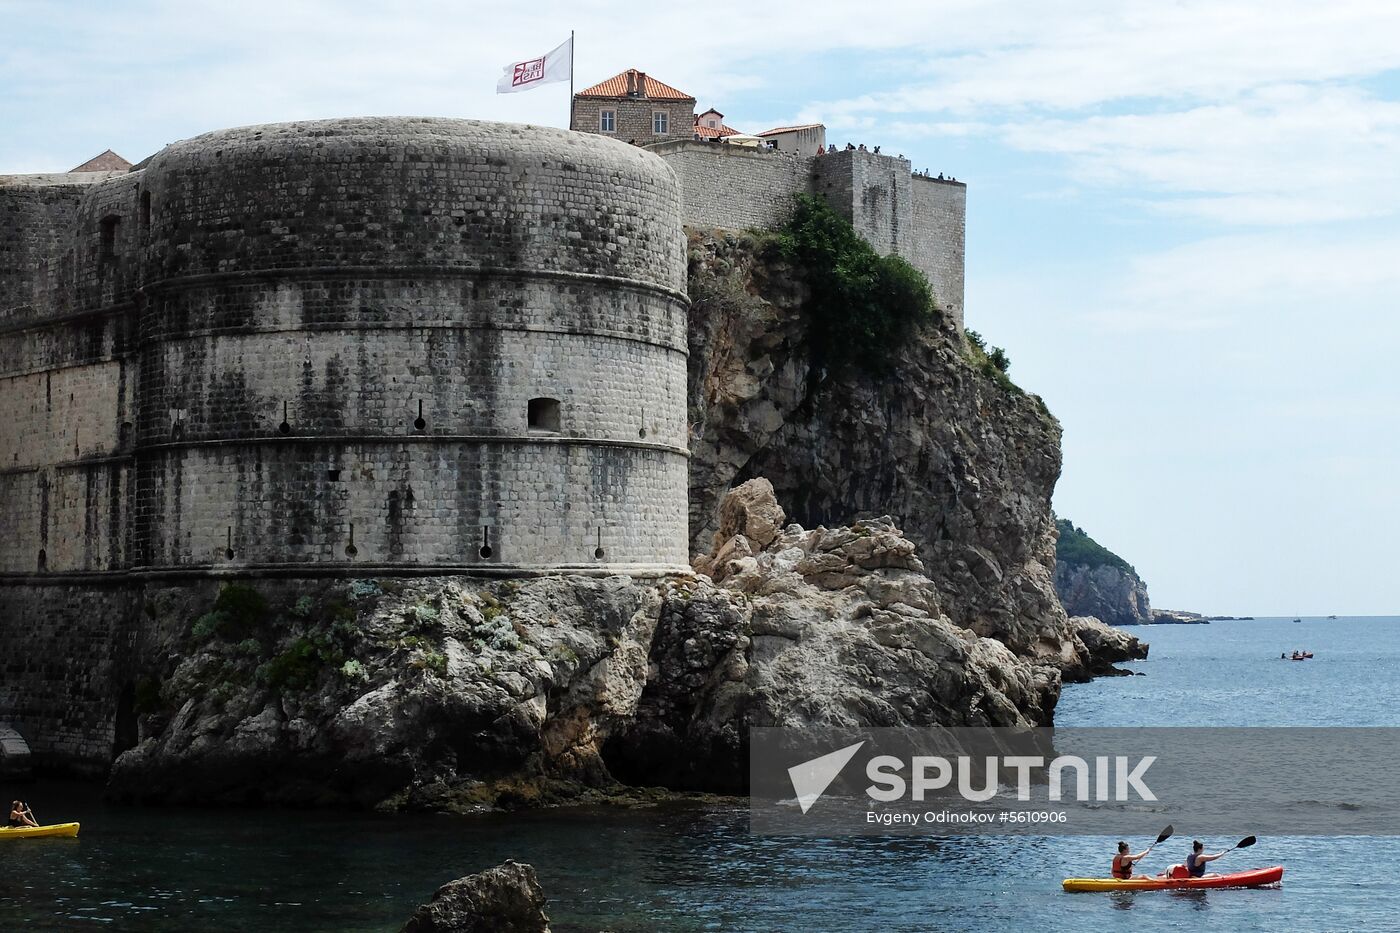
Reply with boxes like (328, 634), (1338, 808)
(1186, 840), (1227, 878)
(1112, 840), (1152, 879)
(8, 800), (38, 828)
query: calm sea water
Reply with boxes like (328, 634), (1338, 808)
(4, 616), (1399, 931)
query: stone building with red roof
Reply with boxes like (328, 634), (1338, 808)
(570, 68), (699, 143)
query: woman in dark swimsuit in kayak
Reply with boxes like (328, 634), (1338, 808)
(8, 800), (38, 828)
(1185, 840), (1226, 878)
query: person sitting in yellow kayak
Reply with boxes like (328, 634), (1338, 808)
(8, 800), (38, 828)
(1112, 840), (1152, 879)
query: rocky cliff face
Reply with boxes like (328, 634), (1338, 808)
(1053, 519), (1153, 626)
(111, 482), (1102, 806)
(1055, 563), (1153, 626)
(687, 230), (1071, 663)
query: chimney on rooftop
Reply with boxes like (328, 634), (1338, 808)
(633, 70), (647, 97)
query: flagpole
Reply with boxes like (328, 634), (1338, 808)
(568, 29), (575, 130)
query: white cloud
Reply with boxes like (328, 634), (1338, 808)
(1070, 228), (1400, 332)
(998, 85), (1400, 223)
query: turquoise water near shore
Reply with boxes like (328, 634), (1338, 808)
(4, 616), (1398, 931)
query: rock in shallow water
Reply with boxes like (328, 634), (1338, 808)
(401, 860), (549, 933)
(1067, 615), (1150, 679)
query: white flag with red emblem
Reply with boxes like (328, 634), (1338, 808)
(496, 37), (573, 94)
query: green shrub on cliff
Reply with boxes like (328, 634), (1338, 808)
(1055, 518), (1135, 575)
(258, 633), (346, 691)
(965, 328), (1019, 395)
(777, 194), (935, 371)
(191, 583), (272, 641)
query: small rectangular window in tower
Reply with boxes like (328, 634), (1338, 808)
(100, 215), (120, 261)
(527, 397), (561, 434)
(600, 110), (616, 133)
(653, 111), (669, 134)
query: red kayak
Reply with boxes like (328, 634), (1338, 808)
(1063, 866), (1284, 892)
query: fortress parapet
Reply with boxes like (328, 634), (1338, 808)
(646, 140), (966, 330)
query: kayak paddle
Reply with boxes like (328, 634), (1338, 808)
(1223, 835), (1256, 854)
(1145, 824), (1174, 853)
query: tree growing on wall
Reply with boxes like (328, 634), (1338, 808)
(776, 194), (936, 372)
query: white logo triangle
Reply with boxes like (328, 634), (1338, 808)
(788, 741), (866, 814)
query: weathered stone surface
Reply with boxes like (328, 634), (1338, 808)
(0, 723), (33, 780)
(712, 477), (786, 550)
(686, 230), (1078, 670)
(1056, 562), (1153, 627)
(653, 142), (967, 330)
(108, 576), (665, 808)
(605, 484), (1063, 791)
(0, 117), (691, 583)
(1068, 616), (1150, 678)
(401, 861), (550, 933)
(106, 487), (1087, 804)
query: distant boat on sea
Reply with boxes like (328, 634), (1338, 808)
(1328, 615), (1338, 620)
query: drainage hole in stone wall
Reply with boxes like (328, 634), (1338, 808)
(327, 469), (341, 481)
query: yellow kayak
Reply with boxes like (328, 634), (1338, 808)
(0, 822), (80, 839)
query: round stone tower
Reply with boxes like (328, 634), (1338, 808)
(129, 117), (689, 573)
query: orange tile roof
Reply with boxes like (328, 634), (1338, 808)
(693, 122), (740, 138)
(69, 149), (132, 172)
(575, 68), (695, 101)
(755, 124), (824, 136)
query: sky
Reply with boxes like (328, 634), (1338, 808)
(3, 1), (1398, 615)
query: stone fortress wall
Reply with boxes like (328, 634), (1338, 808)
(0, 118), (692, 583)
(648, 140), (967, 330)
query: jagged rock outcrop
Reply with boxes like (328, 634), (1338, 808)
(1153, 609), (1209, 625)
(687, 231), (1072, 664)
(609, 479), (1061, 790)
(109, 575), (666, 808)
(1068, 616), (1149, 677)
(1053, 519), (1152, 626)
(109, 483), (1136, 806)
(401, 861), (550, 933)
(1055, 563), (1153, 626)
